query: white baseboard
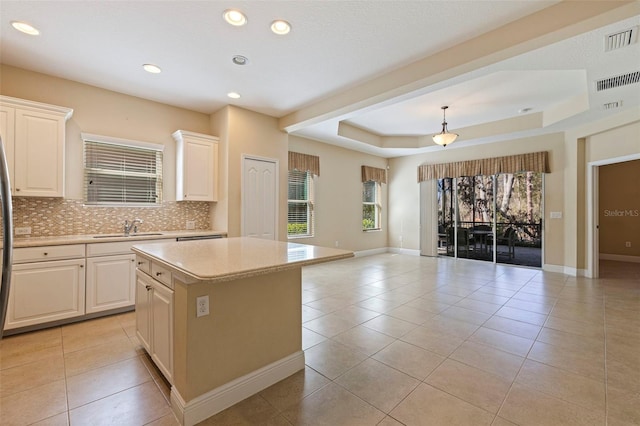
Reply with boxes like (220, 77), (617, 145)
(388, 247), (420, 256)
(543, 264), (579, 276)
(354, 247), (389, 257)
(600, 253), (640, 263)
(171, 351), (305, 426)
(355, 247), (421, 257)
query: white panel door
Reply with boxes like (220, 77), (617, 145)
(242, 157), (277, 239)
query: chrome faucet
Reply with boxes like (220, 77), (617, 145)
(124, 219), (143, 236)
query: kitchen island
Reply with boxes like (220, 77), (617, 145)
(131, 237), (353, 426)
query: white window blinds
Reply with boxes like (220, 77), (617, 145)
(83, 135), (163, 205)
(288, 170), (314, 237)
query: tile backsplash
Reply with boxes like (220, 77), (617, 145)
(8, 198), (211, 238)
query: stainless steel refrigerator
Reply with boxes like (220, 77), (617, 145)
(0, 136), (14, 339)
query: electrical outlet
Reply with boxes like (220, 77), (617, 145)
(335, 240), (339, 247)
(626, 241), (631, 248)
(186, 220), (195, 230)
(15, 227), (31, 235)
(196, 295), (209, 317)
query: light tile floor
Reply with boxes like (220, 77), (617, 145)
(0, 255), (638, 425)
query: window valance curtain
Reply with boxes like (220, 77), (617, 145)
(288, 151), (320, 176)
(417, 151), (549, 182)
(362, 165), (387, 184)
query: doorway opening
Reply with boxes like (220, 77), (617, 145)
(588, 156), (640, 278)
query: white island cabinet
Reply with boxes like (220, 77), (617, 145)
(0, 95), (73, 197)
(135, 269), (174, 383)
(132, 237), (353, 426)
(173, 130), (219, 202)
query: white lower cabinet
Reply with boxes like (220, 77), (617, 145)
(136, 269), (173, 383)
(6, 258), (86, 330)
(86, 254), (136, 314)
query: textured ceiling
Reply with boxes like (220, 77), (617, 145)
(1, 1), (638, 157)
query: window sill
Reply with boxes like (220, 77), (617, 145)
(362, 228), (382, 233)
(288, 235), (313, 240)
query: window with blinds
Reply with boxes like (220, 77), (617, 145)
(83, 137), (163, 205)
(288, 170), (314, 238)
(363, 180), (381, 230)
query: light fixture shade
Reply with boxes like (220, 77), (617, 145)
(432, 106), (458, 147)
(432, 132), (458, 146)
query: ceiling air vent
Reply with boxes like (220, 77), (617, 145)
(602, 101), (623, 110)
(595, 71), (640, 91)
(605, 27), (638, 51)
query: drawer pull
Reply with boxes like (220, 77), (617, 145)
(43, 252), (48, 256)
(145, 285), (152, 291)
(156, 272), (162, 277)
(137, 261), (145, 265)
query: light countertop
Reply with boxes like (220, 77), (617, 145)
(8, 230), (227, 248)
(132, 237), (354, 283)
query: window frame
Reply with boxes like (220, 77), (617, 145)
(287, 169), (315, 238)
(82, 133), (164, 207)
(362, 180), (382, 231)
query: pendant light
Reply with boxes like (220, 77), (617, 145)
(432, 106), (458, 147)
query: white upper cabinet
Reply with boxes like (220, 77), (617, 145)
(173, 130), (219, 202)
(0, 96), (73, 197)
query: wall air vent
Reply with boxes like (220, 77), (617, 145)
(605, 27), (638, 51)
(602, 101), (623, 110)
(595, 71), (640, 91)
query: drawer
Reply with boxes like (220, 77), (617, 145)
(88, 238), (175, 257)
(151, 262), (173, 289)
(13, 244), (85, 264)
(135, 256), (151, 275)
(87, 241), (135, 257)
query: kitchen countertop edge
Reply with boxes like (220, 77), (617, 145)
(131, 237), (355, 284)
(8, 230), (228, 248)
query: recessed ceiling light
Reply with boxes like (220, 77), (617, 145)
(271, 20), (291, 35)
(11, 21), (40, 36)
(232, 55), (249, 66)
(143, 64), (162, 74)
(518, 107), (533, 114)
(227, 92), (241, 99)
(223, 9), (247, 26)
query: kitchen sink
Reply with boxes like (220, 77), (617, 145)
(92, 232), (164, 238)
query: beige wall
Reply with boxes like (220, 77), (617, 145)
(288, 136), (388, 252)
(388, 133), (566, 267)
(575, 120), (640, 270)
(0, 65), (212, 202)
(598, 160), (640, 257)
(215, 106), (289, 240)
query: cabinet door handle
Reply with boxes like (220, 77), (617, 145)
(131, 259), (135, 262)
(43, 252), (48, 256)
(15, 188), (20, 192)
(137, 261), (145, 265)
(80, 264), (84, 268)
(155, 272), (162, 277)
(145, 285), (152, 291)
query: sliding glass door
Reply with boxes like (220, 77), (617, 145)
(495, 172), (542, 267)
(437, 172), (542, 267)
